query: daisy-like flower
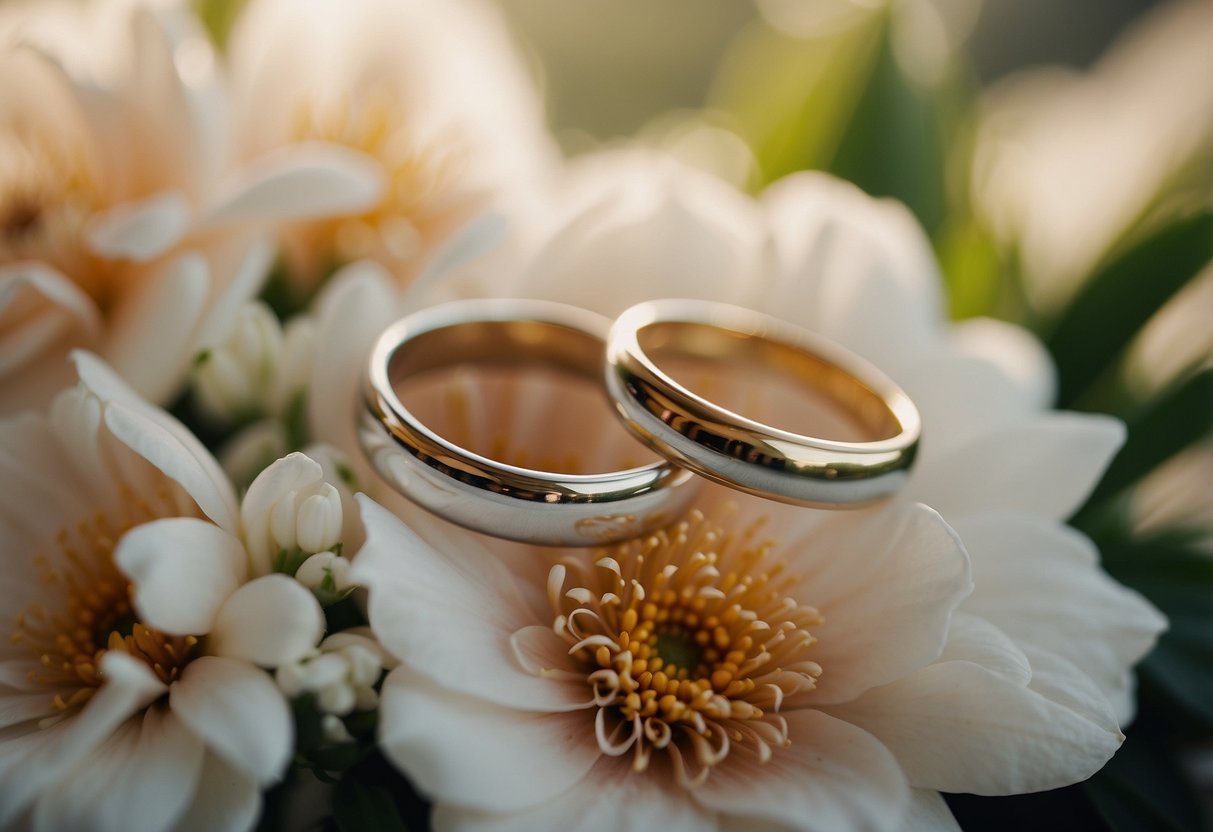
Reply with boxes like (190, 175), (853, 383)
(0, 0), (383, 415)
(226, 0), (556, 291)
(0, 352), (339, 830)
(343, 154), (1165, 829)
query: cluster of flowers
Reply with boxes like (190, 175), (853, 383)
(0, 0), (1175, 829)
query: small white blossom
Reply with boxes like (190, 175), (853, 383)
(296, 551), (355, 597)
(193, 301), (284, 422)
(275, 632), (391, 719)
(243, 453), (348, 574)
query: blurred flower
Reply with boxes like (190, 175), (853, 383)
(0, 353), (328, 830)
(0, 0), (383, 415)
(226, 0), (557, 291)
(276, 629), (395, 742)
(344, 154), (1164, 828)
(971, 0), (1213, 311)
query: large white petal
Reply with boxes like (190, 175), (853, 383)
(31, 707), (205, 832)
(827, 645), (1122, 794)
(433, 755), (713, 832)
(307, 262), (400, 484)
(761, 171), (944, 372)
(954, 513), (1166, 721)
(353, 496), (591, 711)
(516, 149), (764, 315)
(170, 655), (291, 784)
(897, 789), (960, 832)
(115, 518), (247, 635)
(196, 142), (384, 229)
(102, 252), (209, 405)
(694, 709), (910, 832)
(173, 752), (261, 832)
(779, 503), (972, 705)
(378, 665), (599, 813)
(0, 652), (166, 827)
(948, 317), (1056, 411)
(907, 412), (1125, 520)
(73, 351), (240, 533)
(0, 265), (101, 415)
(240, 452), (325, 575)
(85, 191), (192, 261)
(208, 575), (324, 667)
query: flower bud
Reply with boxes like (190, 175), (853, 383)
(296, 551), (354, 596)
(242, 453), (347, 574)
(193, 301), (284, 422)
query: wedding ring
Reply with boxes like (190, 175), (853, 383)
(360, 299), (700, 546)
(605, 299), (921, 507)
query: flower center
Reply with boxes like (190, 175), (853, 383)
(10, 489), (201, 719)
(547, 508), (823, 787)
(289, 88), (474, 276)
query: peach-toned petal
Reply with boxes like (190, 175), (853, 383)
(379, 665), (599, 813)
(85, 191), (191, 261)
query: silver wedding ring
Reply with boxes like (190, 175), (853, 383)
(606, 299), (921, 507)
(359, 299), (701, 546)
(361, 297), (922, 545)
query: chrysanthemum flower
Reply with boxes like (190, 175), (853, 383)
(344, 155), (1164, 829)
(0, 0), (383, 415)
(0, 353), (336, 830)
(226, 0), (556, 289)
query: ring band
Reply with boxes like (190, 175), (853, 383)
(605, 299), (921, 507)
(360, 299), (701, 546)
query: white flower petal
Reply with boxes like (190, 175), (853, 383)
(72, 351), (240, 533)
(694, 709), (910, 832)
(379, 665), (599, 813)
(948, 317), (1056, 411)
(196, 142), (384, 229)
(241, 452), (326, 574)
(102, 252), (209, 405)
(209, 575), (325, 666)
(828, 647), (1122, 794)
(907, 412), (1126, 520)
(936, 613), (1032, 686)
(307, 262), (400, 483)
(0, 265), (101, 415)
(761, 171), (944, 371)
(782, 503), (972, 705)
(433, 755), (712, 832)
(898, 789), (960, 832)
(354, 496), (591, 711)
(954, 513), (1166, 721)
(115, 518), (247, 635)
(85, 191), (192, 261)
(169, 655), (292, 784)
(191, 235), (277, 353)
(172, 753), (261, 832)
(31, 707), (205, 832)
(0, 652), (166, 827)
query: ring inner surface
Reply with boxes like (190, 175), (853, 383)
(637, 321), (900, 442)
(391, 320), (661, 475)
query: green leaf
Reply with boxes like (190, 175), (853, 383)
(712, 15), (882, 188)
(1047, 211), (1213, 408)
(935, 214), (1005, 320)
(333, 778), (410, 832)
(1084, 731), (1206, 832)
(1078, 368), (1213, 516)
(193, 0), (247, 49)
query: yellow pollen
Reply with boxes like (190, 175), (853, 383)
(11, 484), (204, 715)
(550, 508), (823, 787)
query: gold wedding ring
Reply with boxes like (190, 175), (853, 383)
(605, 299), (921, 507)
(360, 299), (700, 546)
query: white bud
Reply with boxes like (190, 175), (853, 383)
(219, 420), (290, 491)
(317, 683), (357, 716)
(322, 714), (353, 744)
(193, 301), (284, 422)
(296, 551), (354, 596)
(242, 453), (346, 575)
(269, 317), (317, 415)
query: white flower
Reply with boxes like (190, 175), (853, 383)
(225, 0), (556, 289)
(0, 352), (327, 831)
(971, 0), (1213, 310)
(343, 154), (1165, 829)
(0, 0), (384, 415)
(276, 630), (394, 719)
